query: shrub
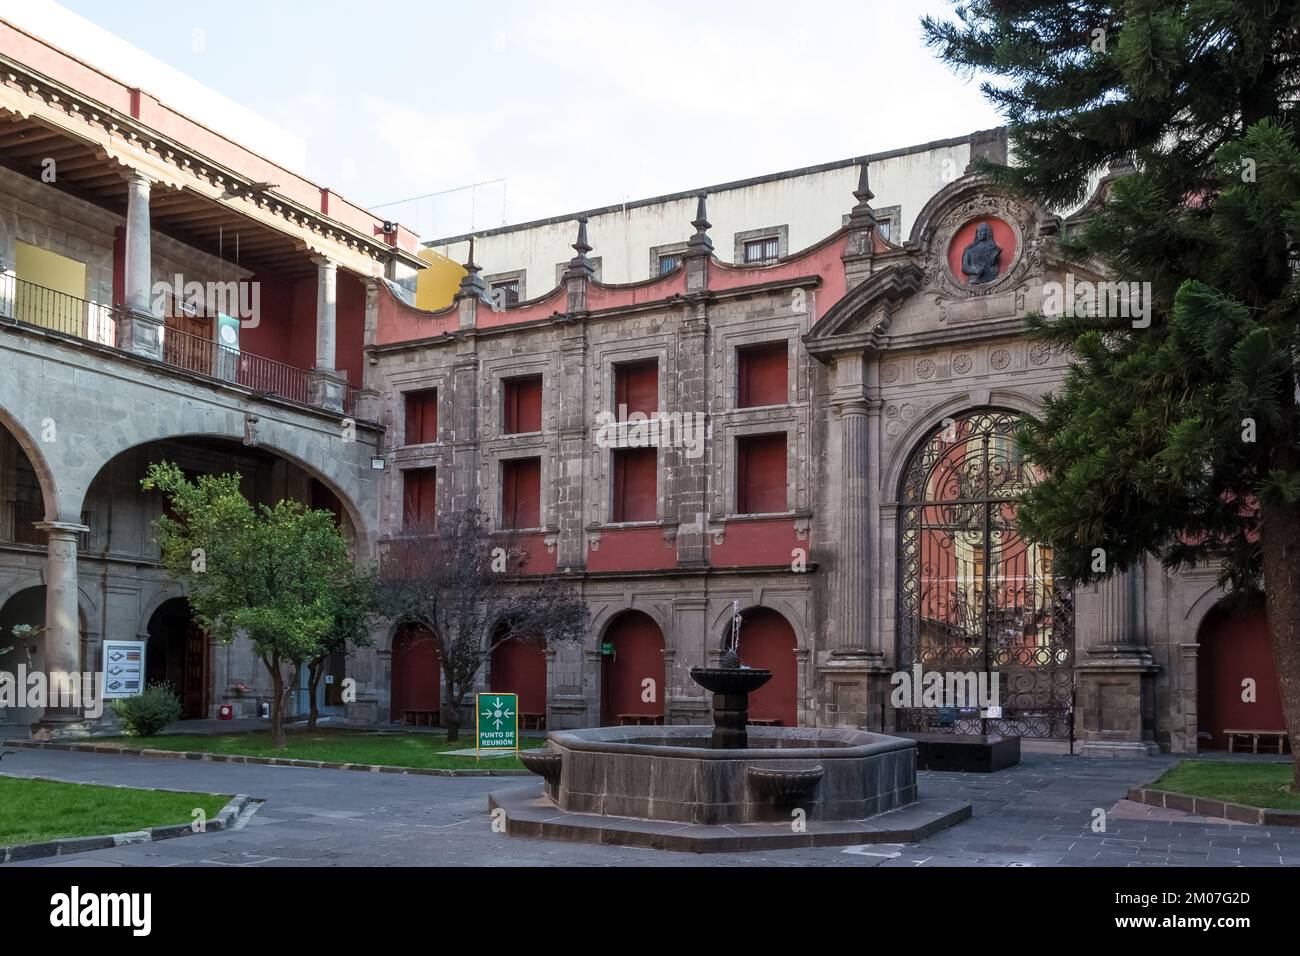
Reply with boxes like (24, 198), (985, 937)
(111, 682), (183, 737)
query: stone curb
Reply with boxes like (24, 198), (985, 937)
(1126, 786), (1300, 827)
(0, 790), (255, 864)
(2, 738), (532, 777)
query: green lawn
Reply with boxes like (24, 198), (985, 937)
(98, 728), (544, 771)
(0, 776), (229, 845)
(1151, 760), (1300, 810)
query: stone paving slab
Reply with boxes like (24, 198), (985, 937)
(0, 746), (1297, 866)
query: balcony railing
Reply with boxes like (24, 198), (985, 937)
(1, 273), (355, 415)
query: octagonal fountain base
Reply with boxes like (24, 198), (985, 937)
(491, 724), (972, 852)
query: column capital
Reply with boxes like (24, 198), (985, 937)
(312, 255), (339, 271)
(123, 168), (156, 189)
(34, 521), (89, 537)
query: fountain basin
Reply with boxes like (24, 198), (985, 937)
(688, 666), (773, 695)
(536, 725), (917, 825)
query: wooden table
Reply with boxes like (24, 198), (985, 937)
(1225, 729), (1288, 754)
(403, 709), (439, 727)
(617, 714), (662, 726)
(522, 712), (547, 731)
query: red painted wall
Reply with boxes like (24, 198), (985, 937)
(390, 624), (441, 721)
(586, 526), (677, 572)
(1197, 602), (1286, 750)
(491, 637), (547, 717)
(739, 607), (798, 726)
(709, 517), (805, 568)
(601, 611), (664, 724)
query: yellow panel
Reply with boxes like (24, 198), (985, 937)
(415, 248), (465, 311)
(14, 242), (88, 334)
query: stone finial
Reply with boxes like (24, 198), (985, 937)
(848, 163), (878, 228)
(854, 163), (875, 205)
(686, 192), (713, 254)
(457, 235), (489, 300)
(565, 216), (595, 279)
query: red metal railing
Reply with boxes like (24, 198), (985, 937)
(160, 325), (310, 405)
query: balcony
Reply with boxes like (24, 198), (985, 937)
(0, 273), (359, 416)
(3, 500), (90, 549)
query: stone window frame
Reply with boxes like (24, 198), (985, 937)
(554, 256), (603, 287)
(484, 268), (526, 307)
(396, 382), (444, 449)
(490, 441), (551, 532)
(733, 224), (789, 265)
(723, 419), (798, 518)
(483, 354), (552, 441)
(843, 204), (902, 243)
(591, 339), (673, 527)
(648, 241), (689, 279)
(720, 323), (802, 412)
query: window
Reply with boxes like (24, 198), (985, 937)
(490, 279), (520, 307)
(612, 447), (657, 522)
(736, 434), (787, 515)
(658, 253), (681, 274)
(502, 374), (543, 434)
(501, 457), (541, 529)
(742, 236), (780, 264)
(877, 217), (893, 242)
(402, 467), (437, 529)
(403, 389), (438, 445)
(614, 360), (658, 416)
(737, 342), (788, 408)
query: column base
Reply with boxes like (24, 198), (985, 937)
(819, 651), (892, 730)
(308, 368), (348, 412)
(115, 308), (165, 360)
(1075, 652), (1160, 757)
(30, 713), (95, 741)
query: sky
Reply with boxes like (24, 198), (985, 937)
(56, 0), (1004, 240)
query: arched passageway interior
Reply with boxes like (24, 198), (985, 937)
(390, 623), (441, 724)
(490, 624), (547, 727)
(1197, 600), (1287, 751)
(146, 597), (208, 719)
(600, 611), (664, 726)
(0, 585), (47, 726)
(737, 607), (798, 726)
(0, 423), (51, 545)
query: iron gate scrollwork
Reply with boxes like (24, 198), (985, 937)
(896, 409), (1073, 739)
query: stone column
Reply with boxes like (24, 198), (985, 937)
(819, 351), (889, 728)
(33, 521), (90, 739)
(116, 171), (163, 359)
(1075, 566), (1160, 755)
(307, 257), (346, 411)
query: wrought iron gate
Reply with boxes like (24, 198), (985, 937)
(895, 409), (1073, 739)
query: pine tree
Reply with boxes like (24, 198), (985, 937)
(924, 2), (1300, 783)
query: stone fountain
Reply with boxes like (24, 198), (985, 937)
(498, 608), (971, 851)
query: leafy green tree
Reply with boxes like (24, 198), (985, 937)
(925, 2), (1300, 783)
(142, 462), (371, 748)
(304, 570), (376, 731)
(376, 509), (588, 742)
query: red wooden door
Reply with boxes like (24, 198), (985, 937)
(491, 637), (547, 717)
(600, 612), (664, 725)
(1197, 603), (1284, 750)
(182, 620), (209, 719)
(390, 625), (441, 721)
(739, 607), (798, 726)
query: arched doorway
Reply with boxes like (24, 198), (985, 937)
(1197, 599), (1285, 751)
(896, 409), (1073, 739)
(736, 607), (798, 726)
(0, 585), (47, 728)
(390, 623), (441, 724)
(490, 625), (547, 728)
(146, 598), (209, 719)
(600, 611), (665, 726)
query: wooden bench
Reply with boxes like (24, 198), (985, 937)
(1225, 729), (1289, 754)
(618, 713), (662, 726)
(403, 709), (439, 727)
(522, 712), (547, 731)
(746, 718), (779, 726)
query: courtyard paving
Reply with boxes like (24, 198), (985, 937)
(2, 748), (1297, 866)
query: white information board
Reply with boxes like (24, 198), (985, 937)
(101, 639), (147, 699)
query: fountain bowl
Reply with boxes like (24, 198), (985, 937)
(688, 666), (773, 695)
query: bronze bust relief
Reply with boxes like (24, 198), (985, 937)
(961, 222), (1002, 284)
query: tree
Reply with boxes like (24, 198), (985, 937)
(142, 462), (371, 748)
(925, 2), (1300, 784)
(304, 569), (376, 731)
(376, 509), (588, 742)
